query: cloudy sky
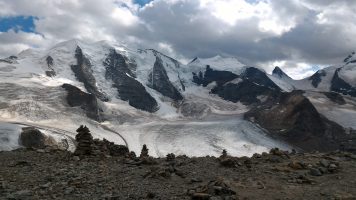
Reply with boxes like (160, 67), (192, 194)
(0, 0), (355, 79)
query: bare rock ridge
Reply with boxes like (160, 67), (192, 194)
(330, 68), (356, 97)
(61, 83), (103, 121)
(245, 90), (353, 152)
(309, 70), (326, 88)
(71, 46), (109, 102)
(192, 65), (238, 87)
(148, 56), (183, 101)
(104, 48), (158, 112)
(323, 92), (346, 105)
(272, 66), (291, 79)
(194, 66), (281, 105)
(0, 55), (18, 64)
(45, 56), (56, 77)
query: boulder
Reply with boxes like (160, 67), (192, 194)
(19, 127), (57, 149)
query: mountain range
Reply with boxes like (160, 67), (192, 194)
(0, 39), (355, 156)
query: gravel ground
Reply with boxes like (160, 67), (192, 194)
(1, 148), (356, 200)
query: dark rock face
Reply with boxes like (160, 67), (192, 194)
(323, 92), (346, 105)
(192, 65), (238, 86)
(212, 80), (280, 105)
(45, 56), (56, 77)
(71, 46), (108, 102)
(245, 90), (350, 152)
(46, 56), (54, 68)
(148, 56), (183, 101)
(0, 56), (18, 64)
(309, 70), (326, 88)
(104, 49), (158, 112)
(241, 67), (281, 90)
(19, 127), (55, 149)
(210, 67), (281, 105)
(330, 69), (356, 97)
(62, 84), (102, 121)
(343, 51), (355, 64)
(272, 66), (291, 79)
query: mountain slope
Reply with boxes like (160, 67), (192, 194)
(0, 40), (355, 155)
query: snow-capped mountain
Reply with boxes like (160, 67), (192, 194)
(0, 39), (355, 156)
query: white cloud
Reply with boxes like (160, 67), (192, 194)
(0, 0), (355, 79)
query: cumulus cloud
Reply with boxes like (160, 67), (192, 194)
(0, 0), (355, 79)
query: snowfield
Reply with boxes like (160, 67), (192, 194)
(0, 39), (355, 157)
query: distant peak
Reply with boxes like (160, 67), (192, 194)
(343, 51), (356, 64)
(272, 66), (292, 79)
(189, 57), (199, 64)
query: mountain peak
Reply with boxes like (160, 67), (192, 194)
(272, 66), (292, 79)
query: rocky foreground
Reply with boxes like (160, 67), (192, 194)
(1, 126), (356, 200)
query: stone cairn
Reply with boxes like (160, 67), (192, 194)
(74, 125), (94, 156)
(140, 144), (149, 158)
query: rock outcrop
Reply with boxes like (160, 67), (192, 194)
(330, 68), (356, 97)
(45, 56), (56, 77)
(245, 90), (351, 152)
(71, 46), (108, 102)
(104, 49), (158, 112)
(192, 65), (238, 87)
(19, 127), (56, 149)
(323, 92), (346, 105)
(309, 70), (326, 88)
(148, 56), (183, 101)
(62, 84), (102, 121)
(272, 66), (291, 79)
(211, 67), (281, 105)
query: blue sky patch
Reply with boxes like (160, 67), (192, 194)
(134, 0), (153, 6)
(0, 16), (37, 33)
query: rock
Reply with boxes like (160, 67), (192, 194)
(245, 90), (348, 152)
(19, 127), (45, 149)
(64, 187), (75, 195)
(7, 190), (32, 199)
(62, 84), (103, 121)
(192, 193), (211, 200)
(71, 46), (108, 102)
(220, 158), (236, 168)
(72, 156), (80, 161)
(146, 192), (155, 199)
(319, 167), (328, 174)
(104, 48), (158, 112)
(320, 159), (330, 168)
(36, 149), (46, 153)
(310, 168), (322, 176)
(288, 161), (305, 170)
(191, 178), (203, 183)
(328, 163), (338, 172)
(189, 179), (236, 199)
(166, 153), (176, 162)
(148, 56), (183, 101)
